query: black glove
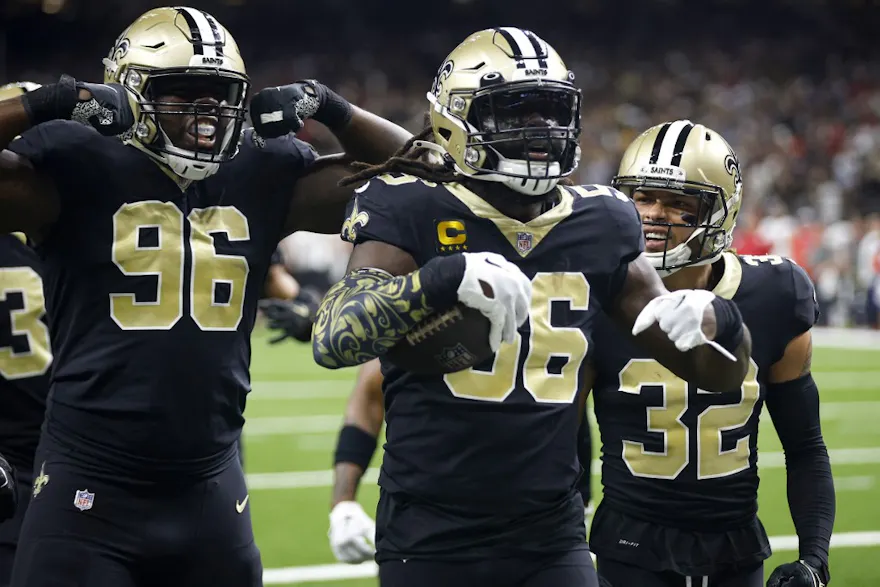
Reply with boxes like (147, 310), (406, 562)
(767, 560), (827, 587)
(23, 74), (135, 136)
(0, 453), (17, 522)
(259, 288), (321, 344)
(249, 80), (353, 138)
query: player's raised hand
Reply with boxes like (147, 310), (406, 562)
(22, 74), (135, 136)
(259, 295), (317, 344)
(632, 289), (737, 361)
(249, 80), (353, 138)
(456, 252), (531, 352)
(767, 560), (826, 587)
(0, 453), (17, 522)
(328, 501), (375, 564)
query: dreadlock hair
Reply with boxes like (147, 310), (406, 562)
(337, 125), (460, 188)
(336, 125), (577, 189)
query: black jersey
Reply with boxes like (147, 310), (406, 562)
(591, 252), (819, 530)
(8, 122), (316, 480)
(343, 174), (644, 559)
(0, 233), (51, 471)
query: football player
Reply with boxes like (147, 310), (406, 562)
(325, 360), (600, 566)
(0, 82), (49, 587)
(0, 7), (410, 587)
(311, 29), (753, 587)
(588, 121), (835, 587)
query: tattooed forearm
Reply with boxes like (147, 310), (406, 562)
(312, 267), (437, 368)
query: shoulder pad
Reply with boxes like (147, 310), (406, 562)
(240, 128), (317, 165)
(739, 254), (819, 337)
(7, 120), (102, 167)
(566, 183), (644, 265)
(340, 173), (436, 257)
(787, 258), (820, 334)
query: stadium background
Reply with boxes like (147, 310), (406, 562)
(3, 0), (880, 584)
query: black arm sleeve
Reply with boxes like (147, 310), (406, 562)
(765, 373), (835, 579)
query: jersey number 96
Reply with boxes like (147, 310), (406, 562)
(110, 201), (251, 332)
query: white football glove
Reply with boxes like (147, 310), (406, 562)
(328, 501), (376, 564)
(457, 252), (532, 352)
(631, 289), (736, 361)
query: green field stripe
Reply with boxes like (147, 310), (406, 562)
(245, 416), (342, 436)
(249, 381), (353, 400)
(249, 468), (379, 490)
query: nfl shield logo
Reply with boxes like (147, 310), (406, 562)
(516, 232), (533, 254)
(73, 489), (94, 511)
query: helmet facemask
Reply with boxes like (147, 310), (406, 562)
(618, 178), (736, 276)
(431, 79), (581, 196)
(123, 68), (249, 181)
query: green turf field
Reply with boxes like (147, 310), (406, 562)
(244, 327), (880, 586)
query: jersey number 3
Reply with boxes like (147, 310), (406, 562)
(0, 267), (52, 379)
(110, 201), (250, 331)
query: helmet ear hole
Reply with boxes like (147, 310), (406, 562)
(480, 72), (505, 87)
(438, 128), (452, 141)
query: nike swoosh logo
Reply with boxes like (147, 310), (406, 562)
(235, 494), (249, 514)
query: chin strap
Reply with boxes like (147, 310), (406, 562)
(412, 140), (559, 196)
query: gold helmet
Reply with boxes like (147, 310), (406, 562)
(424, 27), (581, 196)
(612, 120), (743, 275)
(0, 81), (41, 101)
(102, 6), (249, 181)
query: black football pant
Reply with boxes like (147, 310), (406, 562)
(379, 549), (599, 587)
(0, 468), (33, 587)
(10, 444), (261, 587)
(597, 558), (763, 587)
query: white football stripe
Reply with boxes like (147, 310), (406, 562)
(180, 7), (218, 58)
(656, 120), (692, 166)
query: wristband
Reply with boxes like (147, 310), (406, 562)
(419, 254), (466, 309)
(334, 425), (378, 470)
(311, 82), (354, 131)
(22, 74), (78, 126)
(710, 296), (744, 353)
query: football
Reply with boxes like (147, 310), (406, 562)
(384, 303), (494, 375)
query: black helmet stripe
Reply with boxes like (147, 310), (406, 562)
(649, 120), (694, 166)
(496, 27), (548, 69)
(176, 7), (220, 58)
(201, 11), (224, 57)
(670, 122), (695, 166)
(521, 30), (549, 68)
(648, 122), (672, 164)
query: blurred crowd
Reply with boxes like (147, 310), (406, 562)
(5, 1), (879, 327)
(282, 29), (880, 328)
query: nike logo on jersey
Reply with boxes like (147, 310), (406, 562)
(236, 494), (249, 513)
